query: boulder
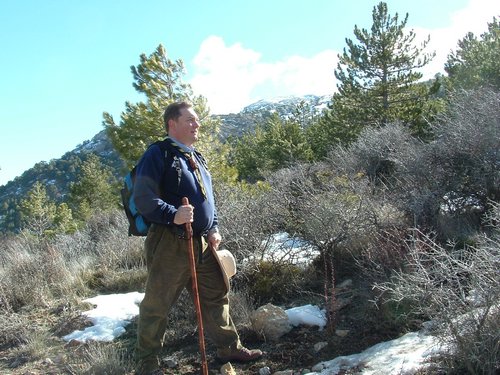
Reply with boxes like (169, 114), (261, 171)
(251, 303), (292, 341)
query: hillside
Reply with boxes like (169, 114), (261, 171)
(0, 95), (329, 233)
(215, 95), (330, 138)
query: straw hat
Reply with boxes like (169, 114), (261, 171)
(212, 248), (237, 291)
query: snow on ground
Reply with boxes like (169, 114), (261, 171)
(286, 304), (327, 330)
(63, 291), (144, 342)
(63, 292), (444, 374)
(306, 332), (442, 375)
(257, 232), (321, 266)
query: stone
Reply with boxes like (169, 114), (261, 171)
(251, 303), (292, 341)
(313, 341), (328, 353)
(331, 296), (352, 311)
(335, 329), (350, 337)
(220, 362), (236, 375)
(162, 357), (178, 368)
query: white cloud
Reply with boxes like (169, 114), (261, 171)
(417, 0), (500, 79)
(190, 0), (499, 115)
(190, 36), (338, 114)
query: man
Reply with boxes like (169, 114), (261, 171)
(134, 101), (262, 375)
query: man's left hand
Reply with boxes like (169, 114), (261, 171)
(208, 231), (222, 251)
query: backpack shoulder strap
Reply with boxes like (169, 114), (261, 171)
(153, 139), (182, 188)
(193, 149), (208, 169)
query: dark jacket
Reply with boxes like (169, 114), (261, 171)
(133, 138), (218, 235)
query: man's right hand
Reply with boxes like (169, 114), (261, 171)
(173, 204), (194, 224)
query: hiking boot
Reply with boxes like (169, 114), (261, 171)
(216, 346), (263, 363)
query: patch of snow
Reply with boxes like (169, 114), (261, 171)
(286, 304), (326, 330)
(307, 332), (443, 375)
(259, 232), (320, 266)
(63, 291), (144, 342)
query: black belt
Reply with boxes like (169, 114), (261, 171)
(168, 225), (209, 264)
(171, 225), (209, 240)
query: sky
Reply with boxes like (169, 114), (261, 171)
(1, 0), (499, 186)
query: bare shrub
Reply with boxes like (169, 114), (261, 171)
(375, 203), (500, 374)
(10, 331), (52, 365)
(67, 341), (134, 375)
(396, 88), (500, 239)
(0, 209), (146, 312)
(241, 260), (310, 305)
(328, 122), (423, 187)
(328, 89), (500, 243)
(218, 157), (409, 321)
(216, 179), (321, 309)
(0, 311), (30, 350)
(216, 182), (289, 259)
(0, 235), (77, 310)
(355, 227), (411, 283)
(227, 288), (255, 330)
(433, 88), (500, 205)
(215, 182), (266, 259)
(53, 210), (145, 293)
(78, 210), (145, 271)
(267, 162), (405, 263)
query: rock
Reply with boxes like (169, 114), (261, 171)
(331, 296), (352, 311)
(313, 341), (328, 353)
(335, 329), (350, 337)
(251, 303), (292, 341)
(162, 357), (178, 368)
(220, 362), (236, 375)
(64, 339), (83, 348)
(259, 366), (271, 375)
(43, 358), (54, 365)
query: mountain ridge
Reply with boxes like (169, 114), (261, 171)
(0, 95), (329, 232)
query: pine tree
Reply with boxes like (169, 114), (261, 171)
(0, 197), (21, 233)
(232, 113), (313, 181)
(53, 202), (77, 234)
(20, 182), (57, 237)
(68, 154), (117, 222)
(445, 17), (500, 90)
(314, 1), (439, 156)
(103, 44), (237, 184)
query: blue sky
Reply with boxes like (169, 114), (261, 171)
(0, 0), (499, 186)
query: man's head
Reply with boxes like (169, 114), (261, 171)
(163, 102), (200, 147)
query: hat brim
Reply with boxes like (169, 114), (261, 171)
(212, 248), (236, 291)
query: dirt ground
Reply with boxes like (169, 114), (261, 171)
(0, 278), (410, 375)
(149, 287), (405, 375)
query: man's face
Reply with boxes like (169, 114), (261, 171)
(169, 107), (200, 147)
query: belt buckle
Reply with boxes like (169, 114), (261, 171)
(175, 227), (187, 239)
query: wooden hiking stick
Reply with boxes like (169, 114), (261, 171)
(182, 197), (209, 375)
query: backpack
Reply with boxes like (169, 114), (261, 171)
(121, 140), (180, 236)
